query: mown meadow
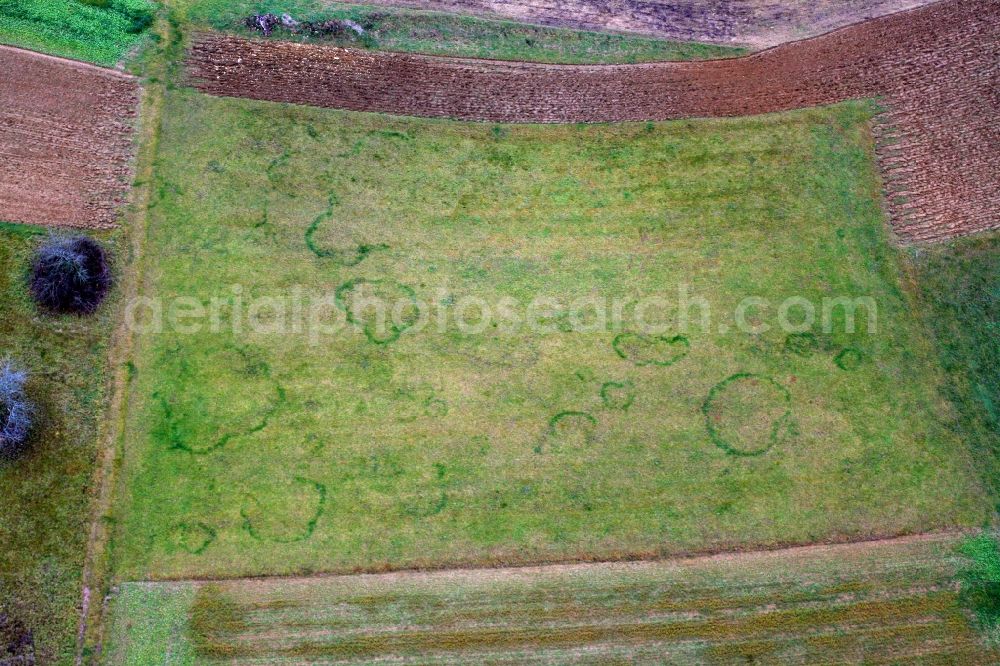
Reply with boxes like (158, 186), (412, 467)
(4, 1), (1000, 662)
(110, 92), (991, 580)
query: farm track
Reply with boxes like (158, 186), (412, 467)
(335, 0), (936, 48)
(0, 46), (139, 229)
(187, 0), (1000, 242)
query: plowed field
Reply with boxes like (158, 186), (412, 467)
(0, 46), (139, 229)
(187, 0), (1000, 242)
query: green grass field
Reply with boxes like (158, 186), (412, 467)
(176, 0), (746, 63)
(3, 1), (1000, 660)
(103, 534), (1000, 663)
(0, 0), (155, 66)
(110, 91), (990, 582)
(0, 224), (118, 662)
(912, 235), (1000, 502)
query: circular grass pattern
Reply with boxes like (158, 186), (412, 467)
(305, 193), (388, 266)
(600, 380), (635, 411)
(835, 347), (863, 371)
(335, 278), (420, 345)
(170, 521), (216, 555)
(155, 344), (285, 454)
(400, 490), (449, 518)
(613, 332), (689, 367)
(241, 477), (327, 543)
(703, 373), (793, 456)
(539, 411), (598, 452)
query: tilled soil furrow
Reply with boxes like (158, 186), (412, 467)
(0, 46), (139, 229)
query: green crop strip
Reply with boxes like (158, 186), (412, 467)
(958, 533), (1000, 641)
(0, 0), (155, 66)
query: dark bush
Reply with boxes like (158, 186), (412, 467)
(0, 362), (33, 459)
(125, 7), (155, 34)
(0, 613), (34, 661)
(245, 13), (281, 36)
(30, 236), (112, 315)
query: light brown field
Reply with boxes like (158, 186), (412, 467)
(0, 46), (139, 229)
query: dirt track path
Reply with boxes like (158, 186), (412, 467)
(334, 0), (936, 48)
(188, 0), (999, 242)
(0, 46), (139, 229)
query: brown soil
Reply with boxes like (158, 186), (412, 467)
(188, 0), (999, 242)
(334, 0), (936, 48)
(0, 46), (140, 230)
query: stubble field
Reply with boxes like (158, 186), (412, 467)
(104, 533), (1000, 664)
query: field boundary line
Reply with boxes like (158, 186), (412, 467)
(72, 17), (173, 666)
(122, 529), (978, 586)
(0, 44), (137, 79)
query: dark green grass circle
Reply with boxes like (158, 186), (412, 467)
(600, 380), (635, 410)
(241, 477), (327, 544)
(835, 347), (863, 371)
(703, 373), (792, 457)
(304, 193), (389, 266)
(335, 278), (419, 345)
(156, 345), (286, 455)
(549, 410), (598, 431)
(537, 411), (598, 453)
(612, 332), (690, 367)
(400, 491), (449, 518)
(171, 521), (216, 555)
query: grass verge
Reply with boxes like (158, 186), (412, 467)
(0, 224), (119, 663)
(911, 235), (1000, 504)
